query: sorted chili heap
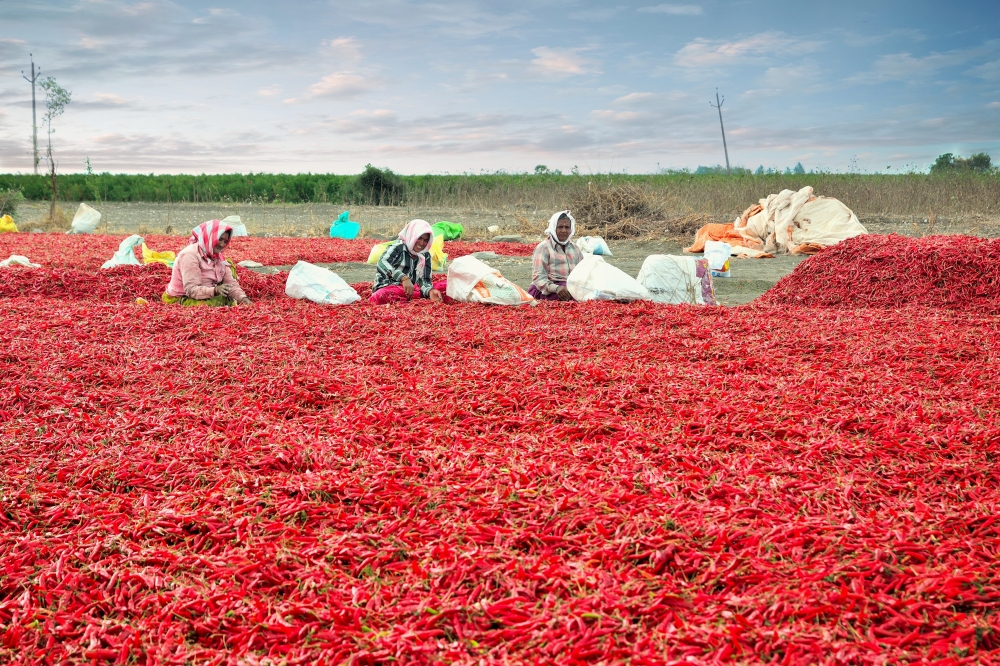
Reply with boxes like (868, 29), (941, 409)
(760, 234), (1000, 311)
(0, 234), (534, 270)
(1, 298), (999, 663)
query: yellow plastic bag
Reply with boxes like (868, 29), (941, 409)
(142, 243), (176, 267)
(367, 241), (391, 265)
(430, 233), (448, 271)
(0, 215), (17, 233)
(367, 238), (446, 270)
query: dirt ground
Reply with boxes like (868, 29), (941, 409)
(17, 201), (1000, 306)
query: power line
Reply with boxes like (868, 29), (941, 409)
(709, 88), (730, 176)
(21, 54), (40, 175)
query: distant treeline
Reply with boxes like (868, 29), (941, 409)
(2, 168), (999, 216)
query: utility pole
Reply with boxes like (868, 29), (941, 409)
(22, 54), (40, 175)
(710, 88), (730, 175)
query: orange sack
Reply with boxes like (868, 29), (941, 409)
(684, 223), (746, 254)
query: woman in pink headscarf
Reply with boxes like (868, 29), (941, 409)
(162, 220), (251, 306)
(370, 219), (448, 304)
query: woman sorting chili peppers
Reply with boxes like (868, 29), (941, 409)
(161, 220), (251, 307)
(370, 219), (449, 305)
(529, 210), (584, 302)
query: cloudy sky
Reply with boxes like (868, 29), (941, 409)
(0, 0), (998, 174)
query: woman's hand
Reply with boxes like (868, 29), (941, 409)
(401, 276), (414, 299)
(238, 297), (251, 306)
(215, 283), (233, 298)
(556, 286), (573, 301)
(429, 289), (443, 304)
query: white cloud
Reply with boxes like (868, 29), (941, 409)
(257, 85), (282, 97)
(969, 59), (1000, 81)
(193, 8), (240, 24)
(638, 4), (702, 15)
(675, 32), (822, 68)
(530, 47), (597, 78)
(307, 72), (376, 98)
(988, 102), (1000, 109)
(849, 42), (1000, 84)
(614, 92), (656, 104)
(322, 37), (362, 62)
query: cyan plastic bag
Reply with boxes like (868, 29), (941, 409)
(101, 235), (145, 269)
(330, 211), (360, 239)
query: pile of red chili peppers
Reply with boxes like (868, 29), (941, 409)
(1, 233), (999, 664)
(761, 234), (1000, 312)
(0, 235), (533, 271)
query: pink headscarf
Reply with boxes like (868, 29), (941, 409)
(190, 220), (234, 260)
(397, 219), (434, 274)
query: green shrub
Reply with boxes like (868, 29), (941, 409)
(351, 164), (406, 205)
(930, 152), (994, 174)
(0, 188), (25, 219)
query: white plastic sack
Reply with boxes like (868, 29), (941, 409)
(101, 235), (144, 269)
(446, 255), (534, 305)
(284, 260), (360, 306)
(704, 240), (732, 278)
(0, 254), (40, 268)
(68, 203), (101, 235)
(636, 255), (717, 305)
(221, 215), (248, 237)
(567, 255), (651, 302)
(576, 236), (613, 256)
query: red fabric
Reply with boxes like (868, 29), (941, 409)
(190, 220), (233, 260)
(370, 279), (449, 305)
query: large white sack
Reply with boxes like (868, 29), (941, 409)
(221, 215), (248, 237)
(737, 186), (867, 255)
(68, 203), (101, 234)
(285, 261), (360, 305)
(567, 255), (651, 302)
(637, 255), (718, 305)
(100, 235), (144, 269)
(446, 255), (533, 305)
(576, 236), (613, 256)
(0, 254), (41, 268)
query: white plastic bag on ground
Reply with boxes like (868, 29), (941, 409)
(567, 255), (651, 302)
(636, 255), (717, 305)
(101, 235), (144, 269)
(284, 260), (360, 305)
(704, 240), (731, 278)
(68, 203), (101, 234)
(446, 255), (534, 305)
(0, 254), (40, 268)
(221, 215), (248, 237)
(576, 236), (613, 256)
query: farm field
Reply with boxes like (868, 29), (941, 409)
(1, 232), (999, 663)
(11, 201), (1000, 304)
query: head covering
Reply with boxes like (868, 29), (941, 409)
(190, 220), (234, 260)
(546, 210), (576, 245)
(398, 219), (434, 274)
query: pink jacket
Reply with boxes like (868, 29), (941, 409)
(165, 243), (247, 301)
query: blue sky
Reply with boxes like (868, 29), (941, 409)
(0, 0), (998, 174)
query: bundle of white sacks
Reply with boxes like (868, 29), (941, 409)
(283, 254), (719, 306)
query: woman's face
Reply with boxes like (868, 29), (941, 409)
(213, 230), (232, 255)
(555, 217), (572, 243)
(412, 232), (431, 253)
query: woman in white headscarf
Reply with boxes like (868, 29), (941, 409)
(370, 219), (449, 304)
(529, 210), (584, 301)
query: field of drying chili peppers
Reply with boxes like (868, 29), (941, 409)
(2, 233), (1000, 665)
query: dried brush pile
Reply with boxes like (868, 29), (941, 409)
(570, 182), (712, 239)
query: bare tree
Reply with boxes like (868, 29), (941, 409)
(39, 76), (72, 219)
